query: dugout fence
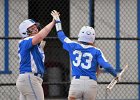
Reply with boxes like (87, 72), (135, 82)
(0, 37), (138, 100)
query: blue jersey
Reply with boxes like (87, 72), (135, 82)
(57, 31), (117, 80)
(18, 37), (45, 74)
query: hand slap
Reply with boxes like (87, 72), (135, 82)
(51, 10), (60, 21)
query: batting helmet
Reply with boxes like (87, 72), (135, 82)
(19, 19), (36, 38)
(78, 26), (96, 43)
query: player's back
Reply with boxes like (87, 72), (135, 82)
(67, 41), (99, 80)
(57, 31), (114, 80)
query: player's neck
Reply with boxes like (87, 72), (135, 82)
(79, 41), (96, 47)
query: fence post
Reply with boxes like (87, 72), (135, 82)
(115, 0), (121, 72)
(0, 0), (12, 74)
(89, 0), (94, 27)
(137, 0), (140, 99)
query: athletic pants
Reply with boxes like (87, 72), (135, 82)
(16, 73), (44, 100)
(68, 76), (97, 100)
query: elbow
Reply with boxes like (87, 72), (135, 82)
(101, 62), (111, 69)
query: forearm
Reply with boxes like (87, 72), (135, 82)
(105, 66), (117, 77)
(102, 62), (117, 77)
(32, 20), (55, 45)
(55, 21), (62, 32)
(38, 20), (55, 38)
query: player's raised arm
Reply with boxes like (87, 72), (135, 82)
(19, 18), (55, 46)
(32, 19), (55, 45)
(51, 10), (68, 43)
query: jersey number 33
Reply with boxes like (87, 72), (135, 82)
(72, 50), (93, 69)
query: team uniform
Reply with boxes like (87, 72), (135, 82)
(16, 36), (45, 100)
(50, 10), (117, 100)
(57, 31), (117, 100)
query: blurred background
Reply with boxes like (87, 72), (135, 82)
(0, 0), (139, 100)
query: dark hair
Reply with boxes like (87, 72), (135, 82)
(35, 22), (42, 31)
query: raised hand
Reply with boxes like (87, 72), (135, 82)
(51, 10), (62, 31)
(51, 10), (60, 21)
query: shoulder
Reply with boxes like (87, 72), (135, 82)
(77, 43), (98, 49)
(23, 36), (33, 40)
(64, 37), (76, 43)
(94, 47), (104, 54)
(94, 47), (102, 51)
(19, 36), (33, 45)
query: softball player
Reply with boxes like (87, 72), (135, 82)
(51, 10), (118, 100)
(16, 18), (55, 100)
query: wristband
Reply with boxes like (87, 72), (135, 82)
(55, 23), (62, 31)
(55, 20), (61, 23)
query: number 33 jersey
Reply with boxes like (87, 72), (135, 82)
(57, 31), (117, 80)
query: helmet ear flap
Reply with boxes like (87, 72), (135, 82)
(22, 28), (33, 37)
(22, 32), (27, 35)
(26, 29), (32, 35)
(21, 32), (28, 38)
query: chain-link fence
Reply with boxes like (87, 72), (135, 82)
(0, 0), (139, 100)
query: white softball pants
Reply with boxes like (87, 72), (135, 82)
(16, 73), (44, 100)
(68, 76), (97, 100)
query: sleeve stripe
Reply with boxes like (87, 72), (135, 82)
(64, 37), (74, 43)
(100, 51), (108, 62)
